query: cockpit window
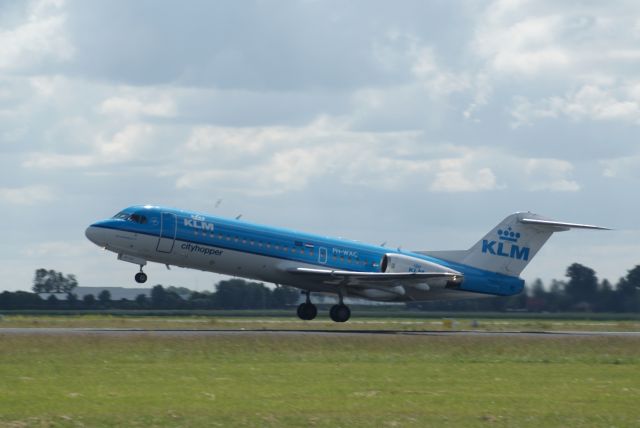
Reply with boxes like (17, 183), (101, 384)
(130, 214), (147, 224)
(112, 211), (147, 224)
(113, 211), (130, 220)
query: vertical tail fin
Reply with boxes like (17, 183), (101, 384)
(421, 212), (608, 277)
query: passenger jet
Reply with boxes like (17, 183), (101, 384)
(85, 206), (606, 322)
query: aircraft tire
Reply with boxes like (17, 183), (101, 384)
(135, 272), (147, 284)
(297, 303), (317, 320)
(329, 304), (350, 323)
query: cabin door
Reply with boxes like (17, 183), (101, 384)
(156, 212), (177, 253)
(318, 247), (328, 264)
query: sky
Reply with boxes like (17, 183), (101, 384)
(1, 0), (639, 292)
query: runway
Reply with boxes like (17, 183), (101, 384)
(1, 327), (639, 338)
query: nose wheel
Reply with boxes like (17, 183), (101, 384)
(134, 268), (147, 284)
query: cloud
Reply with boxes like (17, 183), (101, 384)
(23, 123), (159, 169)
(430, 163), (497, 192)
(0, 185), (55, 205)
(511, 85), (640, 126)
(474, 12), (571, 76)
(21, 240), (87, 258)
(0, 0), (73, 72)
(99, 96), (176, 119)
(524, 158), (579, 191)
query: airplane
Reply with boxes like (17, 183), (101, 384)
(85, 205), (607, 322)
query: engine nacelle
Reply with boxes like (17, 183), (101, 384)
(380, 253), (463, 288)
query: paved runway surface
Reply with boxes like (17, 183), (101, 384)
(1, 328), (639, 338)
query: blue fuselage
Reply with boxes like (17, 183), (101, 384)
(86, 205), (524, 301)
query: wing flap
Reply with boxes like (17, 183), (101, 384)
(288, 267), (462, 288)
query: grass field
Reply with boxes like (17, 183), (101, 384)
(1, 313), (639, 332)
(0, 327), (639, 427)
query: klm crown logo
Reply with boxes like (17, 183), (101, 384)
(498, 227), (520, 243)
(482, 226), (530, 261)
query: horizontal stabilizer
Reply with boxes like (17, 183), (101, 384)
(519, 218), (610, 230)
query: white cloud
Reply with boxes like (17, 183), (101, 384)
(99, 96), (176, 118)
(0, 185), (55, 205)
(173, 118), (510, 195)
(96, 124), (155, 162)
(601, 155), (640, 179)
(511, 85), (640, 126)
(21, 240), (87, 258)
(474, 7), (571, 76)
(430, 164), (497, 192)
(524, 159), (579, 191)
(0, 0), (73, 71)
(22, 153), (93, 169)
(23, 123), (158, 169)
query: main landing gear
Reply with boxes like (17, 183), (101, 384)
(329, 291), (350, 323)
(297, 291), (317, 321)
(329, 303), (350, 323)
(134, 266), (147, 284)
(296, 291), (351, 323)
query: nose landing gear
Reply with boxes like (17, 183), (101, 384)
(134, 267), (147, 284)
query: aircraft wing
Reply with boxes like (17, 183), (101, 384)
(287, 267), (461, 288)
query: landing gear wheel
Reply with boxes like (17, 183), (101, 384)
(329, 304), (351, 323)
(296, 303), (317, 320)
(134, 272), (147, 284)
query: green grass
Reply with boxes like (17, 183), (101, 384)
(0, 333), (639, 427)
(1, 313), (639, 331)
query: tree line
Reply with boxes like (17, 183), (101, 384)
(0, 277), (299, 310)
(0, 263), (638, 312)
(409, 263), (640, 313)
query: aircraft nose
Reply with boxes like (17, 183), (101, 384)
(85, 224), (103, 246)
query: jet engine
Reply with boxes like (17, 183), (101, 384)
(380, 253), (463, 288)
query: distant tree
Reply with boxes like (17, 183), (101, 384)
(0, 291), (42, 309)
(32, 269), (78, 294)
(565, 263), (598, 309)
(215, 279), (272, 309)
(98, 290), (112, 306)
(135, 293), (148, 308)
(271, 286), (300, 308)
(46, 294), (59, 308)
(151, 285), (167, 308)
(83, 294), (96, 308)
(615, 266), (640, 312)
(66, 293), (78, 309)
(166, 286), (191, 298)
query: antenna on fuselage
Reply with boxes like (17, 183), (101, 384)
(214, 199), (222, 209)
(235, 214), (242, 220)
(380, 241), (387, 247)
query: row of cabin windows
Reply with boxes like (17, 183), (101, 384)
(192, 230), (316, 257)
(191, 229), (373, 267)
